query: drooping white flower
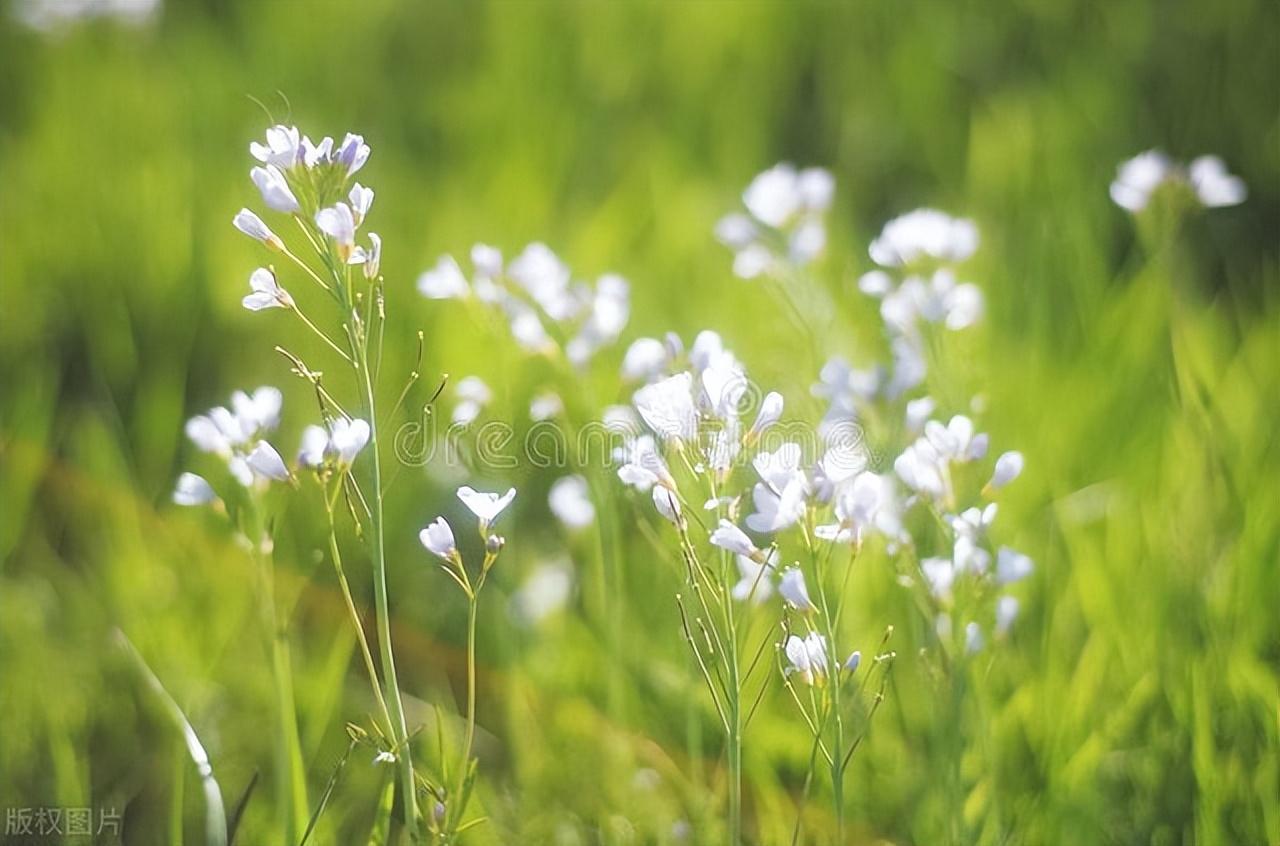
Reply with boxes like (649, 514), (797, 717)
(242, 267), (293, 311)
(1188, 155), (1246, 207)
(457, 485), (517, 526)
(996, 546), (1033, 584)
(549, 475), (596, 529)
(617, 434), (673, 492)
(633, 372), (699, 444)
(747, 391), (784, 441)
(361, 233), (382, 280)
(869, 209), (979, 267)
(419, 517), (457, 561)
(709, 519), (759, 559)
(173, 472), (216, 506)
(744, 476), (808, 533)
(348, 183), (375, 226)
(784, 631), (829, 685)
(731, 548), (777, 603)
(245, 440), (290, 482)
(315, 203), (357, 258)
(844, 650), (862, 673)
(451, 376), (491, 426)
(250, 164), (299, 214)
(988, 451), (1024, 490)
(778, 566), (815, 611)
(233, 209), (282, 249)
(417, 255), (470, 300)
(652, 486), (682, 524)
(250, 125), (302, 169)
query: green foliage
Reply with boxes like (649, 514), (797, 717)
(0, 1), (1276, 843)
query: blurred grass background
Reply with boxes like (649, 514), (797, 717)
(1, 0), (1277, 843)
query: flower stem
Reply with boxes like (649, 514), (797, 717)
(352, 323), (419, 839)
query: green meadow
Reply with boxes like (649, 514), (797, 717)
(0, 1), (1276, 843)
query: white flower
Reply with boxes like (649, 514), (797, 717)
(457, 485), (517, 526)
(549, 475), (595, 529)
(568, 274), (630, 366)
(996, 546), (1033, 584)
(752, 442), (803, 489)
(988, 451), (1024, 490)
(329, 418), (371, 466)
(471, 243), (503, 278)
(1188, 155), (1246, 207)
(744, 163), (802, 228)
(361, 233), (382, 280)
(173, 472), (216, 506)
(231, 387), (283, 434)
(621, 337), (670, 382)
(348, 183), (374, 226)
(245, 440), (290, 482)
(301, 135), (334, 168)
(509, 242), (573, 319)
(904, 397), (936, 433)
(747, 392), (783, 441)
(925, 415), (988, 462)
(242, 267), (293, 312)
(709, 519), (759, 559)
(1109, 150), (1173, 212)
(895, 438), (948, 501)
(784, 631), (828, 685)
(316, 204), (357, 256)
(297, 425), (329, 469)
(334, 132), (370, 177)
(778, 566), (815, 611)
(920, 557), (955, 600)
(652, 486), (682, 524)
(417, 254), (470, 300)
(529, 392), (564, 422)
(633, 372), (699, 444)
(844, 650), (862, 673)
(700, 353), (747, 421)
(745, 476), (808, 533)
(869, 209), (978, 267)
(996, 595), (1020, 636)
(731, 548), (777, 603)
(233, 209), (281, 249)
(373, 751), (397, 765)
(816, 471), (902, 544)
(617, 434), (673, 492)
(965, 621), (984, 654)
(249, 125), (302, 169)
(451, 376), (491, 426)
(419, 517), (457, 560)
(250, 164), (300, 213)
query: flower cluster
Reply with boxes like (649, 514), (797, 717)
(418, 242), (630, 367)
(179, 386), (290, 496)
(715, 163), (835, 280)
(1110, 150), (1247, 213)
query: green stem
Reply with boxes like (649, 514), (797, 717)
(353, 325), (420, 839)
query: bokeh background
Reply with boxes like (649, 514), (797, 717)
(1, 0), (1277, 843)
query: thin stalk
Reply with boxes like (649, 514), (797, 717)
(255, 541), (309, 843)
(350, 316), (419, 838)
(324, 488), (394, 738)
(452, 594), (481, 837)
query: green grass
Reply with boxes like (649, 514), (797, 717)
(0, 1), (1277, 843)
